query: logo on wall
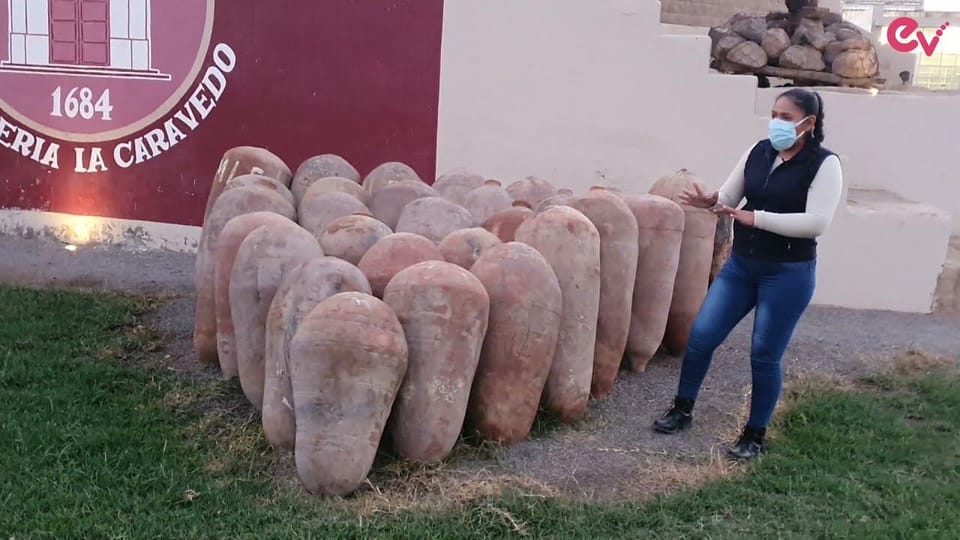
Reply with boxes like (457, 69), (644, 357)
(887, 17), (951, 57)
(0, 0), (236, 173)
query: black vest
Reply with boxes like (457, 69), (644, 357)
(732, 139), (836, 262)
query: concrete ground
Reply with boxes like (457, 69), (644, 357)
(2, 233), (957, 503)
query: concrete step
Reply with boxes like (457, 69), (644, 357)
(813, 188), (952, 313)
(933, 234), (960, 314)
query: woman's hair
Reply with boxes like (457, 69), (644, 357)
(777, 88), (825, 146)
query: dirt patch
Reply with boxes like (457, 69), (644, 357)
(890, 348), (960, 378)
(4, 233), (960, 504)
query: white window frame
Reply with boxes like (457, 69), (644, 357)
(110, 0), (152, 71)
(8, 0), (50, 66)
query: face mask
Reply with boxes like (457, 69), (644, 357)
(768, 117), (811, 151)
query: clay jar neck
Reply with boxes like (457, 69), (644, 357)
(483, 179), (502, 187)
(512, 200), (532, 209)
(558, 189), (574, 196)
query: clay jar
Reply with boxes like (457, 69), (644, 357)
(289, 291), (408, 497)
(383, 261), (490, 463)
(439, 227), (503, 269)
(483, 201), (534, 243)
(464, 180), (513, 225)
(466, 241), (562, 443)
(615, 192), (684, 372)
(648, 169), (717, 355)
(566, 186), (639, 399)
(514, 206), (601, 423)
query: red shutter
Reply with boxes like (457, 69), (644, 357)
(48, 0), (110, 67)
(80, 0), (110, 66)
(49, 0), (79, 65)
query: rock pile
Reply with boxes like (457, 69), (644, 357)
(709, 6), (880, 87)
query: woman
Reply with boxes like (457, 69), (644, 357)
(652, 88), (843, 460)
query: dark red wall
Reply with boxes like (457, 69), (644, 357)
(0, 0), (444, 226)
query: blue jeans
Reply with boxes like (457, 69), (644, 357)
(676, 253), (816, 429)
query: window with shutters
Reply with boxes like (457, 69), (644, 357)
(3, 0), (165, 78)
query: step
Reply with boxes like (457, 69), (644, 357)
(812, 188), (952, 313)
(933, 234), (960, 315)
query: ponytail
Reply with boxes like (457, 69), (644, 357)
(811, 91), (825, 147)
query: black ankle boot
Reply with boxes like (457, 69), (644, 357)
(652, 397), (694, 434)
(728, 425), (766, 460)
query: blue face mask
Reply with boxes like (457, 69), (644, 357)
(768, 117), (811, 151)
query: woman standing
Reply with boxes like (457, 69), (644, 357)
(652, 88), (844, 460)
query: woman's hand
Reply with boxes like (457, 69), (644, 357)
(713, 205), (755, 227)
(677, 184), (718, 209)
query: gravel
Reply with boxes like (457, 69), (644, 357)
(2, 233), (957, 502)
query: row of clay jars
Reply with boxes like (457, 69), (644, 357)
(200, 156), (564, 448)
(206, 154), (716, 390)
(512, 178), (719, 379)
(197, 150), (720, 496)
(474, 183), (712, 415)
(351, 230), (565, 456)
(291, 219), (552, 451)
(198, 154), (446, 416)
(214, 228), (393, 498)
(195, 150), (562, 370)
(196, 148), (385, 370)
(205, 195), (549, 494)
(197, 148), (429, 383)
(194, 151), (495, 498)
(320, 219), (551, 448)
(352, 226), (562, 448)
(248, 224), (498, 494)
(476, 186), (677, 419)
(283, 257), (494, 490)
(425, 183), (677, 426)
(226, 227), (537, 495)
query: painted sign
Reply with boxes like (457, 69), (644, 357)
(887, 17), (952, 56)
(0, 0), (231, 174)
(0, 0), (444, 225)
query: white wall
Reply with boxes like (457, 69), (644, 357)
(437, 0), (760, 201)
(437, 0), (958, 313)
(924, 0), (960, 11)
(438, 0), (960, 220)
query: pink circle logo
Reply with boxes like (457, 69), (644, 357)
(0, 0), (215, 143)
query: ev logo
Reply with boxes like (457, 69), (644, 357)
(887, 17), (952, 57)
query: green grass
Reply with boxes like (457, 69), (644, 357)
(1, 286), (958, 539)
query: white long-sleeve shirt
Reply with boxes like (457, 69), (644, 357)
(716, 144), (843, 239)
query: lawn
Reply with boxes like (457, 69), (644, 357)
(1, 286), (958, 539)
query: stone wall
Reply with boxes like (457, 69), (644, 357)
(710, 9), (881, 86)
